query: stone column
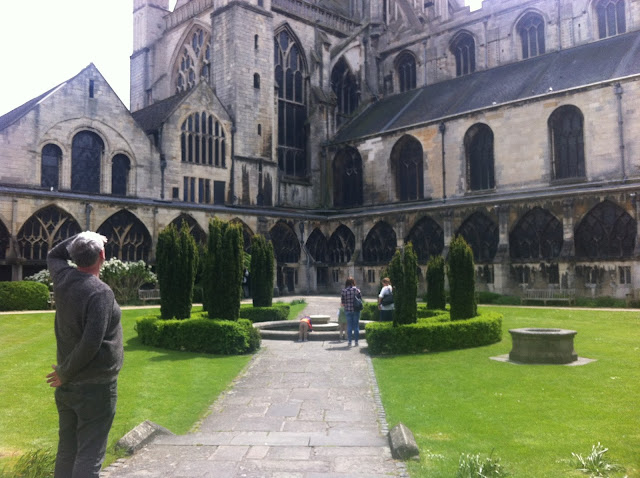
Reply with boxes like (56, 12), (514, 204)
(492, 205), (510, 292)
(560, 199), (575, 288)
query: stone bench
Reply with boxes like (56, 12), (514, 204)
(521, 289), (575, 305)
(139, 289), (161, 303)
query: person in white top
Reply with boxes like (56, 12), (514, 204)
(378, 277), (394, 322)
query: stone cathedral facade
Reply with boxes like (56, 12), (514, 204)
(1, 0), (639, 298)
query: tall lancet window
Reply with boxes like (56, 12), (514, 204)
(274, 28), (308, 178)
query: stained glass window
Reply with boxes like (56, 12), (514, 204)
(596, 0), (626, 38)
(397, 51), (417, 92)
(41, 144), (61, 190)
(518, 13), (545, 59)
(451, 32), (475, 76)
(111, 154), (130, 196)
(333, 147), (363, 207)
(71, 131), (103, 193)
(175, 28), (211, 93)
(392, 135), (423, 201)
(331, 57), (359, 126)
(465, 124), (495, 191)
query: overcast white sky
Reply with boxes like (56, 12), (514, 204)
(0, 0), (482, 116)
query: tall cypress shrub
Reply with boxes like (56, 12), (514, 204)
(447, 235), (477, 320)
(157, 223), (197, 320)
(203, 218), (226, 317)
(386, 243), (418, 327)
(426, 255), (446, 310)
(176, 221), (198, 319)
(218, 222), (244, 320)
(251, 234), (274, 307)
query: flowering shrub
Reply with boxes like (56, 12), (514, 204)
(100, 258), (157, 305)
(24, 269), (53, 291)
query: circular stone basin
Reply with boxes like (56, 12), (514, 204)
(253, 320), (368, 341)
(509, 328), (578, 364)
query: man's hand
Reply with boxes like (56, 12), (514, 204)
(46, 365), (62, 388)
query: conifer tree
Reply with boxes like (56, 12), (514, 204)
(447, 235), (477, 320)
(426, 254), (446, 310)
(386, 243), (418, 326)
(251, 234), (274, 307)
(218, 222), (243, 320)
(203, 218), (226, 317)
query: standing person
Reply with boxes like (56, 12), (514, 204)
(45, 231), (123, 478)
(341, 277), (362, 346)
(378, 277), (394, 322)
(242, 268), (250, 298)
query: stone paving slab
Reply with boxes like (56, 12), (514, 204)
(102, 297), (406, 478)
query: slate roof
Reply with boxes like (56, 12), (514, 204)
(0, 82), (65, 132)
(131, 90), (190, 133)
(333, 29), (640, 144)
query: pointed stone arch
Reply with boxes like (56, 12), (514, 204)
(391, 135), (424, 201)
(456, 212), (498, 263)
(510, 207), (563, 261)
(333, 146), (363, 207)
(306, 228), (328, 263)
(405, 216), (444, 264)
(17, 205), (81, 262)
(362, 221), (397, 264)
(575, 200), (636, 258)
(171, 22), (212, 94)
(327, 225), (355, 264)
(230, 218), (254, 253)
(331, 56), (359, 126)
(269, 221), (300, 263)
(0, 219), (8, 260)
(97, 210), (152, 262)
(169, 213), (206, 245)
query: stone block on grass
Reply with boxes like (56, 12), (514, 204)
(388, 422), (419, 460)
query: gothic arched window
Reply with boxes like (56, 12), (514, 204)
(331, 57), (359, 127)
(17, 206), (81, 262)
(456, 212), (498, 263)
(97, 210), (152, 262)
(333, 146), (363, 207)
(175, 27), (211, 93)
(170, 214), (206, 245)
(327, 225), (355, 263)
(71, 131), (103, 194)
(362, 222), (397, 264)
(465, 123), (495, 191)
(111, 154), (130, 196)
(510, 207), (563, 260)
(275, 28), (308, 178)
(306, 228), (328, 263)
(396, 51), (417, 92)
(181, 112), (226, 167)
(451, 32), (475, 77)
(596, 0), (626, 39)
(0, 219), (9, 260)
(269, 221), (300, 263)
(405, 216), (444, 264)
(549, 105), (585, 181)
(575, 200), (635, 258)
(518, 13), (546, 59)
(41, 144), (61, 190)
(391, 135), (423, 201)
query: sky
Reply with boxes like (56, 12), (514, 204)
(0, 0), (482, 116)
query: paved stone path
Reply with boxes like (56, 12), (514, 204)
(103, 296), (405, 477)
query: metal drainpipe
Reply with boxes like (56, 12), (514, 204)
(614, 82), (626, 181)
(230, 122), (236, 203)
(439, 121), (447, 202)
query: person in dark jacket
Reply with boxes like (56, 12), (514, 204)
(46, 231), (123, 478)
(340, 277), (362, 346)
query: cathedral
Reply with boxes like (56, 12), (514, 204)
(1, 0), (639, 298)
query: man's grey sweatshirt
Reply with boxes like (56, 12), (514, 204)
(47, 236), (123, 385)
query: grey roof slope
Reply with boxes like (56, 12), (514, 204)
(0, 80), (68, 132)
(333, 29), (640, 144)
(131, 90), (189, 133)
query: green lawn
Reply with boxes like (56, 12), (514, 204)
(0, 307), (252, 469)
(373, 306), (640, 477)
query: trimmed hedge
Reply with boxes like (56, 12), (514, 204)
(135, 313), (260, 355)
(0, 281), (49, 311)
(238, 304), (290, 322)
(365, 311), (503, 355)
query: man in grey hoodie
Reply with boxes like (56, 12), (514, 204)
(46, 231), (123, 478)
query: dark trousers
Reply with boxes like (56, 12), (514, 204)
(54, 381), (118, 478)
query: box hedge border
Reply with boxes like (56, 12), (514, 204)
(135, 312), (260, 355)
(238, 304), (289, 322)
(0, 281), (49, 311)
(365, 311), (503, 355)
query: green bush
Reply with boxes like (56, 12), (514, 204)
(447, 236), (477, 320)
(238, 304), (289, 322)
(426, 255), (446, 310)
(24, 269), (53, 291)
(100, 258), (157, 305)
(386, 244), (418, 326)
(493, 295), (522, 305)
(360, 302), (380, 321)
(0, 281), (49, 311)
(365, 311), (502, 355)
(135, 313), (260, 355)
(416, 305), (447, 319)
(251, 234), (275, 307)
(476, 291), (502, 304)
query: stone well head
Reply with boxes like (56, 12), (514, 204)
(508, 328), (578, 364)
